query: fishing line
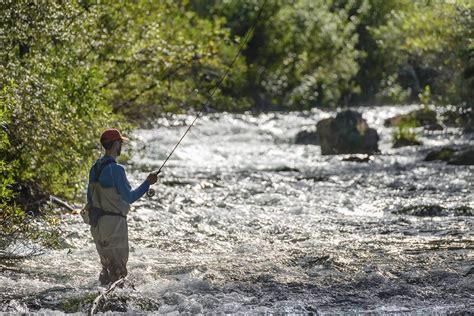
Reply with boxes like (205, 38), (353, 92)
(147, 0), (267, 197)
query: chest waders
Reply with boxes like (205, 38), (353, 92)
(89, 160), (131, 285)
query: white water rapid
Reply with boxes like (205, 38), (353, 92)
(1, 105), (473, 314)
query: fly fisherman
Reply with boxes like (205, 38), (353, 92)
(85, 128), (158, 285)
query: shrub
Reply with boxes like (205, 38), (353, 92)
(392, 118), (422, 148)
(371, 1), (473, 105)
(0, 2), (123, 260)
(0, 86), (61, 260)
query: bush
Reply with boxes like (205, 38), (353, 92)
(198, 0), (364, 109)
(392, 118), (422, 148)
(0, 86), (61, 260)
(370, 1), (473, 105)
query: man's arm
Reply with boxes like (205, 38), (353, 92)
(113, 165), (151, 204)
(86, 165), (95, 204)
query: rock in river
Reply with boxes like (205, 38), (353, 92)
(425, 147), (455, 162)
(442, 106), (473, 128)
(395, 204), (473, 217)
(448, 148), (474, 165)
(424, 122), (444, 131)
(316, 110), (379, 155)
(342, 154), (372, 163)
(294, 129), (319, 145)
(425, 147), (474, 165)
(384, 109), (438, 127)
(393, 138), (422, 148)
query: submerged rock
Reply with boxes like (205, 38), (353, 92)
(442, 106), (473, 128)
(448, 149), (474, 165)
(395, 205), (473, 217)
(424, 123), (444, 131)
(296, 174), (329, 182)
(384, 109), (438, 127)
(294, 130), (319, 145)
(316, 110), (379, 155)
(393, 138), (422, 148)
(396, 205), (445, 216)
(425, 147), (456, 162)
(273, 166), (300, 172)
(425, 147), (474, 165)
(342, 154), (372, 163)
(454, 206), (474, 216)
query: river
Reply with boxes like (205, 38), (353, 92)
(1, 105), (473, 314)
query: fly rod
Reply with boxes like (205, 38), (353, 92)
(147, 0), (267, 197)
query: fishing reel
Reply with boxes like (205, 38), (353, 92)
(146, 169), (161, 198)
(147, 189), (155, 198)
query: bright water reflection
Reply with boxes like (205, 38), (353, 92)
(1, 105), (473, 314)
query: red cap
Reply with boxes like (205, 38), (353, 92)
(100, 128), (129, 146)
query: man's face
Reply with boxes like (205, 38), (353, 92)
(114, 140), (122, 157)
(116, 141), (122, 156)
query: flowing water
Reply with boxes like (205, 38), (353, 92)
(1, 106), (473, 314)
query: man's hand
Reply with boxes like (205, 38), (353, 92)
(146, 171), (160, 185)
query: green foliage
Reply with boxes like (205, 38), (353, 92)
(371, 1), (473, 105)
(460, 15), (474, 105)
(0, 86), (60, 258)
(195, 0), (472, 108)
(1, 2), (123, 199)
(392, 118), (422, 148)
(0, 2), (122, 258)
(200, 0), (473, 108)
(0, 88), (15, 202)
(205, 0), (365, 109)
(349, 0), (412, 104)
(377, 74), (411, 104)
(87, 1), (248, 117)
(419, 86), (432, 109)
(263, 0), (363, 108)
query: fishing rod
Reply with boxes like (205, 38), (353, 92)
(147, 0), (267, 198)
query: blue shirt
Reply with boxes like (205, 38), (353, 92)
(87, 155), (150, 204)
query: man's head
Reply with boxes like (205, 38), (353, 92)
(100, 128), (128, 157)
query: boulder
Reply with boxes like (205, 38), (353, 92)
(465, 126), (474, 134)
(384, 109), (437, 127)
(395, 204), (473, 217)
(442, 110), (460, 127)
(425, 147), (456, 162)
(448, 149), (474, 165)
(342, 154), (371, 163)
(424, 123), (444, 131)
(396, 204), (446, 217)
(316, 110), (379, 155)
(442, 107), (473, 128)
(294, 130), (319, 145)
(392, 138), (422, 148)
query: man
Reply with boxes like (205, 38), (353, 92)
(86, 128), (158, 285)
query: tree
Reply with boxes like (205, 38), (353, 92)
(370, 1), (473, 105)
(0, 0), (243, 259)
